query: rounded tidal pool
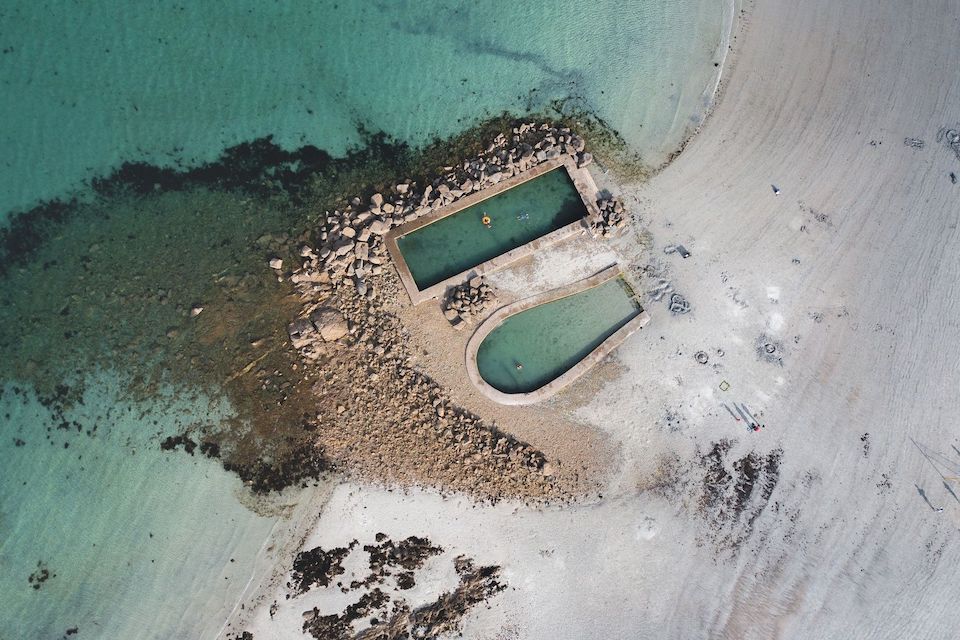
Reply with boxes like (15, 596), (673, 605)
(476, 276), (641, 394)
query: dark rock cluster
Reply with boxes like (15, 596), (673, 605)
(588, 194), (628, 237)
(442, 276), (497, 329)
(292, 534), (505, 640)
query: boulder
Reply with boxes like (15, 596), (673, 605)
(290, 271), (331, 285)
(310, 307), (349, 342)
(288, 318), (316, 349)
(341, 226), (356, 238)
(369, 219), (391, 235)
(268, 257), (283, 270)
(370, 193), (384, 207)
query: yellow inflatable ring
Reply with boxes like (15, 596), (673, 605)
(482, 215), (491, 225)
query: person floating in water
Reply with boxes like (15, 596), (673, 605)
(515, 362), (523, 371)
(481, 212), (492, 228)
(516, 211), (529, 221)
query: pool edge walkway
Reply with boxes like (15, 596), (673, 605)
(464, 265), (651, 406)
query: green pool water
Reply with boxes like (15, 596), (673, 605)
(396, 168), (586, 290)
(476, 276), (641, 394)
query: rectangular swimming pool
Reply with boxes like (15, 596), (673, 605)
(394, 166), (588, 291)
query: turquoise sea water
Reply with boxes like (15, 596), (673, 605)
(397, 168), (586, 289)
(0, 1), (728, 637)
(0, 0), (725, 221)
(0, 375), (278, 639)
(477, 277), (640, 393)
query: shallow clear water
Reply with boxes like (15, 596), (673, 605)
(396, 168), (586, 289)
(476, 277), (640, 394)
(0, 0), (726, 220)
(0, 375), (277, 639)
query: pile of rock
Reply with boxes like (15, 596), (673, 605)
(285, 122), (591, 299)
(442, 277), (497, 328)
(285, 285), (561, 501)
(588, 195), (627, 237)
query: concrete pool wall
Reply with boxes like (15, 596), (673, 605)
(385, 155), (602, 305)
(465, 265), (651, 405)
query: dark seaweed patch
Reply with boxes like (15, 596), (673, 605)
(27, 561), (55, 590)
(289, 542), (357, 596)
(697, 441), (783, 552)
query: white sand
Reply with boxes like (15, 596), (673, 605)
(242, 1), (960, 638)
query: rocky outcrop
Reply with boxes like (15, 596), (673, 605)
(271, 125), (619, 502)
(285, 123), (591, 300)
(588, 194), (627, 237)
(442, 277), (497, 328)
